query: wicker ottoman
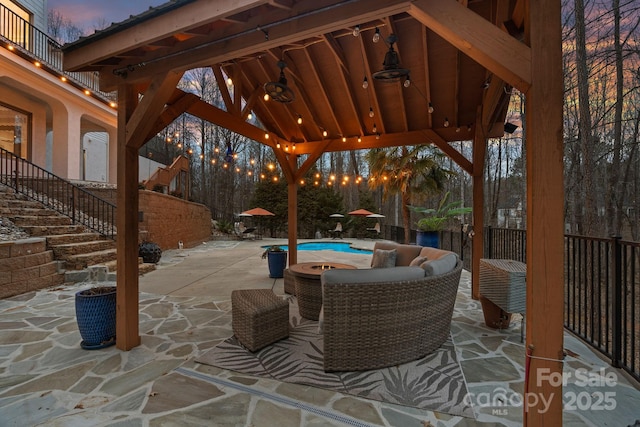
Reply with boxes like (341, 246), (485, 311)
(231, 289), (289, 352)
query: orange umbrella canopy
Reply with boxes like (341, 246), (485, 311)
(241, 207), (275, 216)
(348, 209), (375, 216)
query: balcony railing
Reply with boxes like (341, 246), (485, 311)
(0, 4), (113, 102)
(0, 147), (116, 239)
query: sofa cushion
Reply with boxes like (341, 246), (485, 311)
(373, 242), (421, 266)
(409, 255), (429, 267)
(322, 266), (425, 285)
(421, 253), (458, 276)
(419, 246), (454, 261)
(371, 248), (397, 268)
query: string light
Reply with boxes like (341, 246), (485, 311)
(322, 129), (328, 137)
(369, 107), (374, 118)
(362, 77), (369, 89)
(403, 75), (411, 88)
(263, 93), (270, 101)
(352, 25), (360, 37)
(342, 136), (346, 142)
(372, 123), (377, 133)
(226, 77), (232, 85)
(297, 114), (302, 125)
(428, 102), (434, 113)
(373, 27), (381, 43)
(264, 133), (269, 139)
(444, 118), (450, 127)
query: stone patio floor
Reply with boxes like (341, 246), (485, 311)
(0, 239), (638, 426)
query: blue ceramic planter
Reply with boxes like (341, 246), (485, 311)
(416, 230), (440, 248)
(267, 251), (287, 278)
(75, 286), (117, 350)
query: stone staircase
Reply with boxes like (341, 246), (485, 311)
(0, 185), (155, 282)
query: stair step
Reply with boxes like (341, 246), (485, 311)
(51, 240), (117, 259)
(0, 199), (45, 209)
(0, 207), (57, 216)
(103, 258), (156, 275)
(21, 224), (88, 236)
(11, 215), (72, 226)
(64, 248), (117, 271)
(46, 232), (105, 246)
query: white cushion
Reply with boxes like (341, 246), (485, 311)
(420, 253), (458, 276)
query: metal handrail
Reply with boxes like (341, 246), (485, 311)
(0, 148), (116, 239)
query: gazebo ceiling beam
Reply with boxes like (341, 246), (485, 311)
(95, 0), (413, 89)
(409, 0), (531, 92)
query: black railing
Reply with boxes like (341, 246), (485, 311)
(0, 148), (116, 239)
(0, 4), (112, 101)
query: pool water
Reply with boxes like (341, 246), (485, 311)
(269, 242), (372, 254)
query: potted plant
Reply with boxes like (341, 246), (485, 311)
(75, 285), (117, 350)
(409, 191), (471, 248)
(261, 245), (287, 278)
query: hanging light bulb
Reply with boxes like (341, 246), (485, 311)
(292, 143), (296, 151)
(373, 27), (381, 43)
(276, 142), (281, 148)
(226, 77), (232, 85)
(247, 113), (253, 120)
(297, 114), (302, 125)
(362, 76), (369, 89)
(372, 123), (377, 133)
(352, 25), (360, 37)
(342, 136), (347, 142)
(403, 75), (411, 88)
(322, 129), (328, 137)
(357, 137), (362, 143)
(444, 117), (450, 127)
(369, 107), (374, 118)
(263, 93), (270, 101)
(264, 132), (269, 139)
(428, 102), (434, 113)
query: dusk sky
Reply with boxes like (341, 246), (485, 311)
(48, 0), (166, 29)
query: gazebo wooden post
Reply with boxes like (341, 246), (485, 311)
(287, 153), (299, 266)
(287, 181), (298, 266)
(524, 0), (564, 424)
(116, 83), (141, 350)
(471, 108), (486, 300)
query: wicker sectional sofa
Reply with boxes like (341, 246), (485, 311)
(320, 241), (463, 372)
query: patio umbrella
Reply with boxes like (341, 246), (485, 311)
(329, 213), (344, 218)
(366, 213), (385, 218)
(348, 208), (375, 216)
(241, 207), (275, 237)
(238, 212), (253, 217)
(241, 207), (275, 216)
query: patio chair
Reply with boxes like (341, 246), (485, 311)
(330, 222), (343, 239)
(366, 222), (381, 238)
(234, 222), (255, 240)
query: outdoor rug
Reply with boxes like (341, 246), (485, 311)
(195, 297), (474, 418)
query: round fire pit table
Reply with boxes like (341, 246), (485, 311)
(289, 262), (356, 320)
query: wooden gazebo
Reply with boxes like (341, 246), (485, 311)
(63, 1), (564, 424)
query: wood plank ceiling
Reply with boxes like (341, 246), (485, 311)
(63, 0), (522, 160)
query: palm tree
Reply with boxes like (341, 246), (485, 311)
(365, 146), (451, 243)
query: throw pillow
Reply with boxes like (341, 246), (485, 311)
(371, 248), (397, 268)
(409, 255), (429, 267)
(420, 253), (458, 276)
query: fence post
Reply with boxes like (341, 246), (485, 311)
(487, 225), (493, 258)
(611, 235), (622, 368)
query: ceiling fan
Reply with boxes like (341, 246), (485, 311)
(263, 60), (295, 103)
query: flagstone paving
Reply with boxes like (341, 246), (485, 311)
(0, 239), (638, 426)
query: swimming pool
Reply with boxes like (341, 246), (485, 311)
(267, 242), (372, 254)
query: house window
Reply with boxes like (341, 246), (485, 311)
(0, 1), (32, 48)
(0, 103), (30, 157)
